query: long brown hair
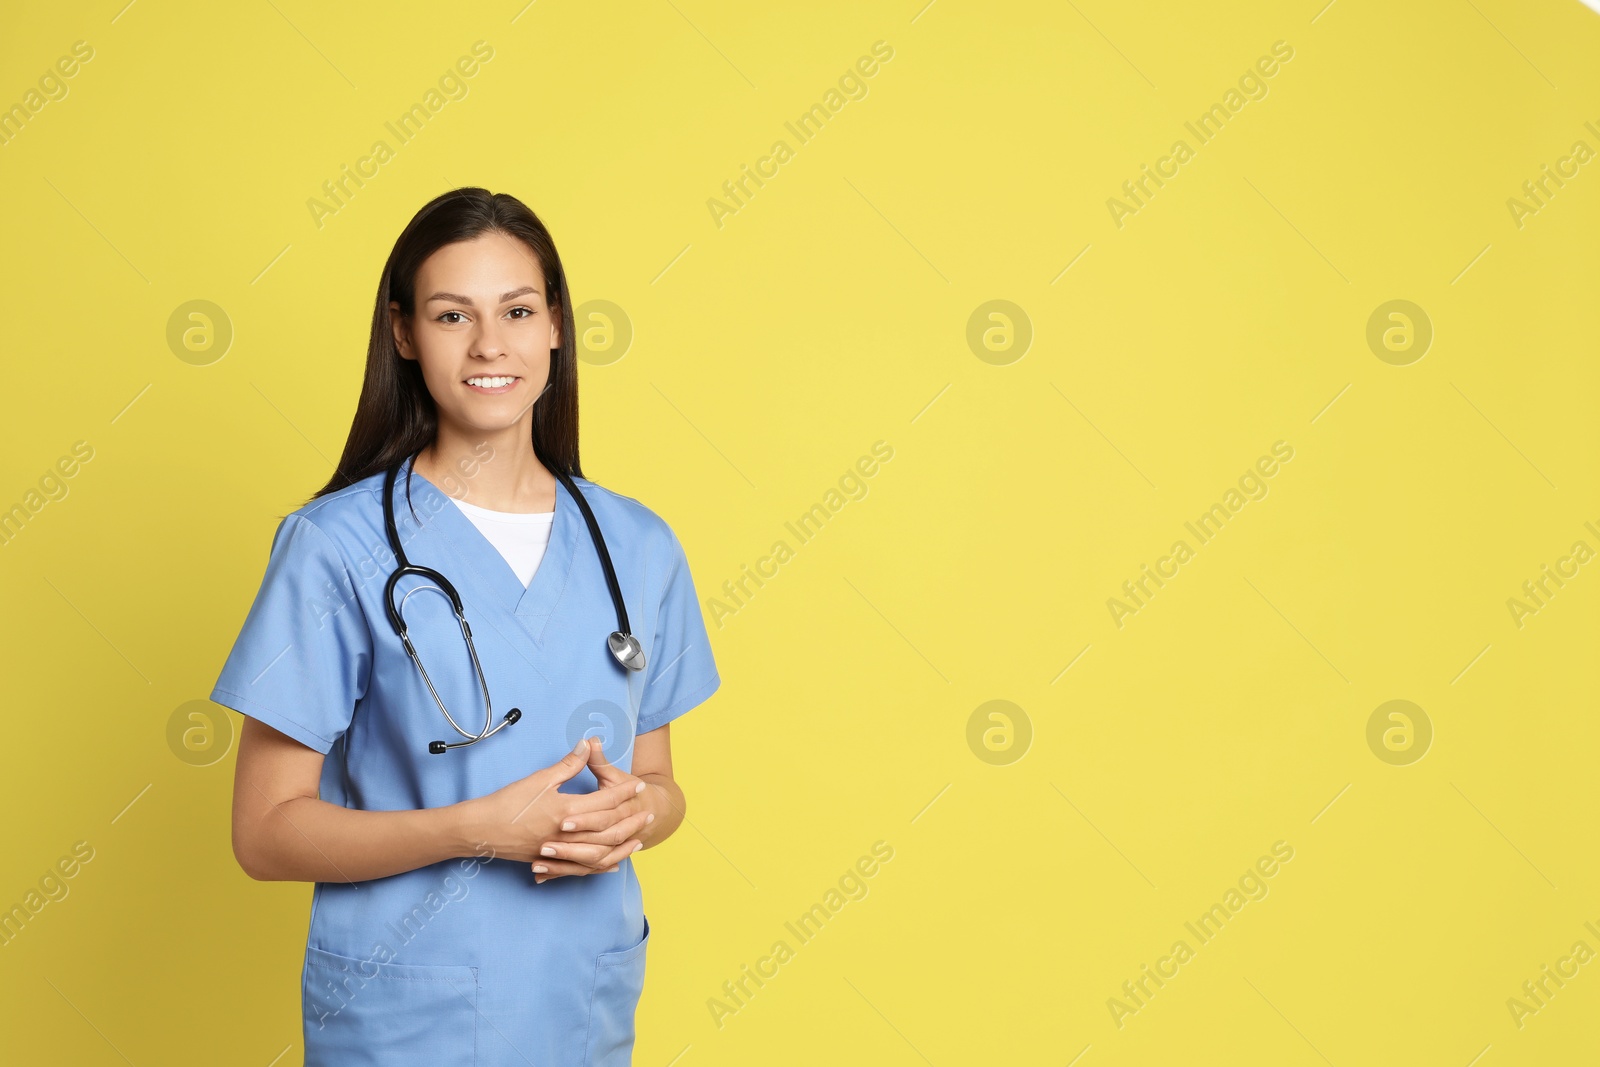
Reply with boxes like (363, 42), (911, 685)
(310, 187), (581, 502)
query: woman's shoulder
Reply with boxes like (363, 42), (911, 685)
(273, 470), (391, 548)
(298, 469), (386, 516)
(570, 476), (681, 552)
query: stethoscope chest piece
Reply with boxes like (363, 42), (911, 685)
(609, 631), (647, 672)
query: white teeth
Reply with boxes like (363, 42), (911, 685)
(466, 376), (517, 388)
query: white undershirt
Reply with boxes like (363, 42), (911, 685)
(449, 497), (554, 588)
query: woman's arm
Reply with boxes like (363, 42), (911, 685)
(231, 716), (472, 882)
(232, 718), (649, 882)
(630, 723), (686, 850)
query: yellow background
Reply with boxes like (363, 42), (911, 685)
(2, 0), (1598, 1063)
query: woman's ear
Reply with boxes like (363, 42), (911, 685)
(390, 301), (413, 360)
(548, 312), (560, 351)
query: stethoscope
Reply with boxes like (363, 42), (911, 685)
(381, 453), (646, 754)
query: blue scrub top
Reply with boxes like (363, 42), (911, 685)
(210, 454), (721, 1066)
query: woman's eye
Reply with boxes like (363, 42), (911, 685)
(437, 307), (534, 324)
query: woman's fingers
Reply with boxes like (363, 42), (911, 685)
(557, 805), (654, 837)
(532, 858), (605, 880)
(562, 777), (646, 819)
(536, 829), (645, 869)
(531, 781), (651, 882)
(533, 859), (590, 875)
(590, 836), (645, 869)
(532, 840), (642, 883)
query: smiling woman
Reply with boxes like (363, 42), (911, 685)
(389, 235), (563, 489)
(209, 187), (722, 1065)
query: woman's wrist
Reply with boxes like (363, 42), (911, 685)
(440, 797), (483, 860)
(635, 774), (682, 850)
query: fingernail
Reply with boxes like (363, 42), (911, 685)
(645, 813), (654, 824)
(634, 782), (646, 793)
(605, 866), (618, 873)
(535, 876), (546, 884)
(533, 865), (548, 873)
(632, 842), (644, 854)
(573, 739), (586, 755)
(561, 821), (575, 831)
(540, 845), (556, 856)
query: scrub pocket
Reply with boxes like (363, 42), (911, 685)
(302, 944), (479, 1067)
(583, 915), (651, 1065)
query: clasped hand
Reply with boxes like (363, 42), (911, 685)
(462, 736), (656, 884)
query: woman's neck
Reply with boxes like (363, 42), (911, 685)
(413, 431), (556, 514)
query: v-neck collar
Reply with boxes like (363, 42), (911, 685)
(394, 452), (580, 639)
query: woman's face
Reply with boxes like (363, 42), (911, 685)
(391, 231), (561, 437)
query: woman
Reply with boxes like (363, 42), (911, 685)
(211, 188), (721, 1065)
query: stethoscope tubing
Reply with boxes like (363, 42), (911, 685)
(379, 453), (641, 753)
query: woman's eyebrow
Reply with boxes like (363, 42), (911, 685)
(425, 286), (541, 305)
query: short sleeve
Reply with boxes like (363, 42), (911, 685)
(635, 529), (721, 734)
(209, 513), (373, 754)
